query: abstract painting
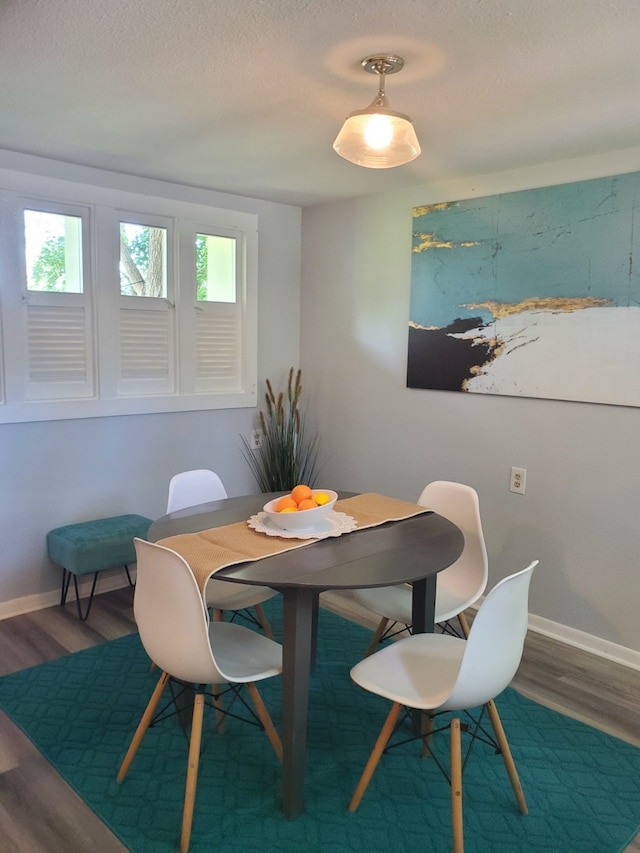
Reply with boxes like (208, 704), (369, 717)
(407, 171), (640, 407)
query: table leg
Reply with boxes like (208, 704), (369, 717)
(411, 574), (437, 634)
(310, 592), (319, 671)
(280, 586), (315, 818)
(410, 575), (437, 734)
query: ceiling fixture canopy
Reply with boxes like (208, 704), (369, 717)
(333, 54), (421, 169)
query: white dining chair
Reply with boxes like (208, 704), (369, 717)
(349, 560), (538, 853)
(166, 469), (279, 638)
(166, 468), (228, 512)
(352, 481), (488, 655)
(117, 538), (283, 853)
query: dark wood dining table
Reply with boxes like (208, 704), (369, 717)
(148, 491), (464, 819)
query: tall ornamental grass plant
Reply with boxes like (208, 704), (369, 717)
(241, 368), (321, 492)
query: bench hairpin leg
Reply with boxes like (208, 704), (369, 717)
(60, 568), (72, 607)
(74, 572), (99, 621)
(60, 569), (99, 621)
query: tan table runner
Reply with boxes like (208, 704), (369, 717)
(157, 492), (430, 593)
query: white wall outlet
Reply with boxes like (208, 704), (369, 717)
(510, 467), (527, 495)
(250, 429), (262, 450)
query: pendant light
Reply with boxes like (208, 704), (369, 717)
(333, 54), (421, 169)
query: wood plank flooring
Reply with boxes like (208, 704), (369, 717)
(0, 586), (638, 853)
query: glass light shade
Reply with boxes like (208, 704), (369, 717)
(333, 105), (421, 168)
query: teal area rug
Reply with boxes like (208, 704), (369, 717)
(0, 602), (638, 853)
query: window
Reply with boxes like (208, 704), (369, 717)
(116, 213), (175, 397)
(178, 223), (245, 395)
(24, 209), (84, 293)
(0, 177), (257, 423)
(16, 201), (94, 402)
(196, 232), (235, 303)
(120, 221), (167, 297)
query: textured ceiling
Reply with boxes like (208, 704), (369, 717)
(2, 0), (640, 207)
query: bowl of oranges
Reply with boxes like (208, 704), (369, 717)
(263, 485), (338, 531)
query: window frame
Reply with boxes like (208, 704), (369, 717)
(178, 218), (249, 396)
(115, 210), (176, 398)
(0, 174), (258, 424)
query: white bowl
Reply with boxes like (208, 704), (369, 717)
(263, 489), (338, 531)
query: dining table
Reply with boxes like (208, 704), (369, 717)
(148, 491), (464, 819)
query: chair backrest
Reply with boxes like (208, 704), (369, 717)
(166, 469), (228, 513)
(444, 560), (538, 710)
(133, 538), (227, 685)
(418, 481), (488, 616)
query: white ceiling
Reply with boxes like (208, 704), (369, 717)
(2, 0), (640, 207)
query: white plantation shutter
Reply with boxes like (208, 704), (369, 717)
(195, 304), (242, 391)
(26, 302), (93, 397)
(24, 294), (95, 400)
(118, 302), (175, 395)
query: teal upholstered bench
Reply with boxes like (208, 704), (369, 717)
(47, 514), (152, 621)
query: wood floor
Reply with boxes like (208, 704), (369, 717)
(0, 586), (638, 853)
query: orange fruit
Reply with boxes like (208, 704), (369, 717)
(313, 492), (331, 506)
(291, 484), (312, 505)
(276, 496), (297, 512)
(280, 506), (298, 513)
(297, 499), (317, 511)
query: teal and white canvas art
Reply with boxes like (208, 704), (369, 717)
(407, 172), (640, 407)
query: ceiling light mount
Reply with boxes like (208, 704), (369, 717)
(361, 54), (405, 77)
(333, 54), (421, 170)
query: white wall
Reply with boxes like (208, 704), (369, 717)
(0, 152), (302, 610)
(300, 148), (640, 660)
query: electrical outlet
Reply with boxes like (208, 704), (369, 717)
(509, 467), (526, 495)
(250, 429), (262, 450)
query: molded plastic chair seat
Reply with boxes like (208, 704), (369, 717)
(166, 469), (278, 638)
(349, 561), (538, 853)
(166, 469), (228, 513)
(117, 538), (283, 853)
(353, 481), (488, 653)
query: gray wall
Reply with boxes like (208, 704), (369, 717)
(300, 152), (640, 658)
(0, 153), (302, 610)
(2, 148), (639, 662)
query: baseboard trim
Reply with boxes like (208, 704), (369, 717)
(466, 598), (639, 671)
(526, 612), (640, 671)
(2, 581), (639, 671)
(0, 571), (134, 621)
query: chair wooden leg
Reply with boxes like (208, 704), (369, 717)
(180, 692), (205, 853)
(364, 617), (390, 657)
(253, 603), (274, 640)
(349, 701), (402, 811)
(246, 681), (282, 762)
(213, 608), (224, 622)
(486, 699), (528, 814)
(117, 671), (170, 783)
(457, 610), (471, 639)
(451, 717), (464, 853)
(421, 711), (434, 758)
